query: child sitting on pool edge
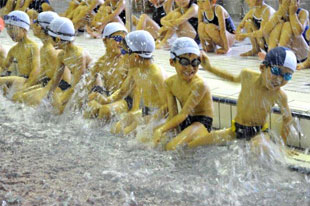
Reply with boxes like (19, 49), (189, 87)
(153, 37), (214, 150)
(190, 47), (297, 152)
(0, 11), (40, 93)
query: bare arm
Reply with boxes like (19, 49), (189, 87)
(216, 6), (229, 51)
(200, 52), (241, 83)
(289, 3), (309, 37)
(0, 46), (6, 72)
(23, 45), (40, 88)
(98, 70), (134, 104)
(250, 7), (274, 38)
(172, 4), (198, 26)
(263, 0), (290, 36)
(163, 0), (174, 14)
(48, 51), (65, 95)
(156, 81), (207, 134)
(1, 49), (14, 74)
(101, 0), (125, 25)
(236, 9), (255, 34)
(278, 90), (293, 144)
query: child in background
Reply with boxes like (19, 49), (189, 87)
(156, 0), (198, 49)
(197, 0), (236, 54)
(262, 0), (309, 62)
(132, 0), (174, 39)
(297, 28), (310, 70)
(235, 0), (275, 56)
(189, 47), (296, 150)
(153, 37), (214, 150)
(86, 0), (125, 38)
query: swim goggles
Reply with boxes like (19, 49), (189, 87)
(107, 34), (123, 42)
(121, 39), (152, 56)
(172, 52), (201, 67)
(270, 66), (292, 81)
(3, 15), (30, 26)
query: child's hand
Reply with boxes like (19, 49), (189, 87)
(200, 51), (212, 70)
(235, 33), (247, 41)
(289, 0), (298, 15)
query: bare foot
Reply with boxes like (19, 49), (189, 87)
(240, 49), (260, 57)
(258, 51), (266, 61)
(202, 43), (215, 53)
(216, 48), (229, 54)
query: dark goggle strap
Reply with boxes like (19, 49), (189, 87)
(47, 27), (76, 37)
(4, 15), (30, 26)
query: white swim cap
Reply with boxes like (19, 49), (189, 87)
(170, 37), (200, 59)
(4, 11), (30, 31)
(124, 30), (155, 59)
(36, 11), (59, 30)
(263, 47), (297, 72)
(102, 22), (127, 38)
(48, 17), (75, 41)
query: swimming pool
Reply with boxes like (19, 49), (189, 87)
(1, 30), (310, 205)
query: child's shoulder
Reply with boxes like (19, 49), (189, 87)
(240, 68), (260, 79)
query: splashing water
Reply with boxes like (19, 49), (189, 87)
(0, 92), (310, 205)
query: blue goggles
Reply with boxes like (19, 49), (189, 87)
(107, 35), (123, 42)
(4, 15), (30, 26)
(270, 66), (292, 81)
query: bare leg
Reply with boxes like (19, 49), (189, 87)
(198, 22), (215, 52)
(41, 2), (53, 11)
(0, 76), (26, 91)
(203, 24), (235, 54)
(156, 28), (175, 49)
(278, 22), (293, 47)
(165, 122), (209, 151)
(176, 21), (196, 39)
(12, 86), (49, 106)
(268, 22), (283, 50)
(0, 0), (15, 16)
(188, 128), (236, 148)
(98, 99), (129, 119)
(240, 20), (261, 56)
(136, 14), (160, 39)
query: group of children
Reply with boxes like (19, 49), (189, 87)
(1, 0), (309, 65)
(0, 0), (307, 154)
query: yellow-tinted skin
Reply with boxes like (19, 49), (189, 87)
(0, 25), (40, 91)
(153, 53), (214, 150)
(189, 52), (293, 148)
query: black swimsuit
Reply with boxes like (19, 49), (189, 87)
(0, 0), (7, 8)
(180, 1), (199, 43)
(234, 122), (268, 141)
(110, 2), (126, 24)
(179, 115), (213, 132)
(202, 5), (236, 34)
(28, 0), (50, 13)
(152, 5), (166, 27)
(296, 8), (310, 45)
